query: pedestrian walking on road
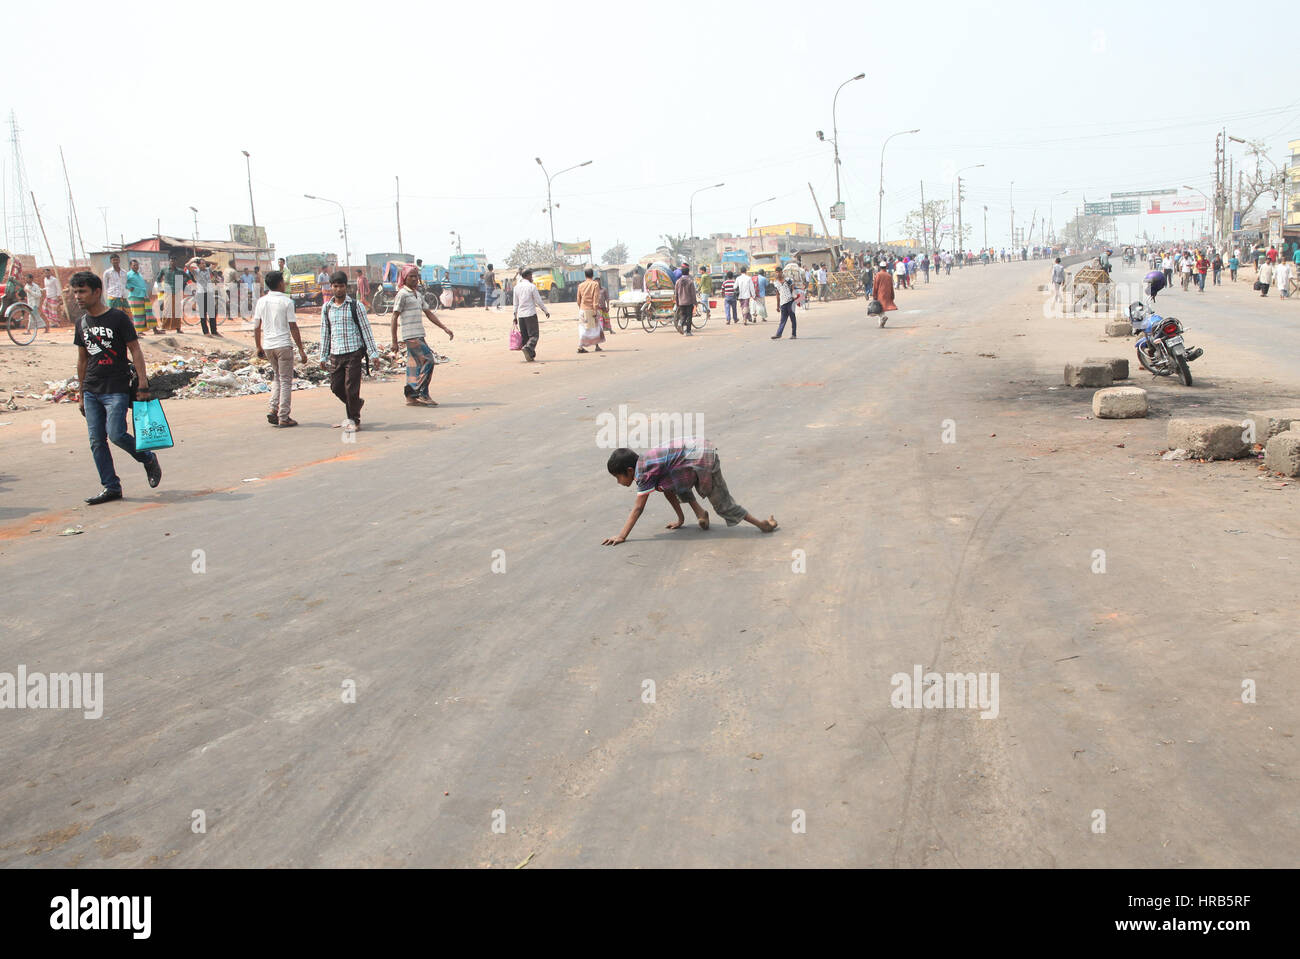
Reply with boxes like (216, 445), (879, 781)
(125, 259), (152, 333)
(103, 254), (129, 315)
(873, 264), (898, 326)
(1211, 252), (1222, 286)
(577, 268), (605, 352)
(1275, 259), (1293, 299)
(321, 270), (379, 431)
(253, 270), (309, 428)
(1196, 253), (1208, 292)
(512, 267), (549, 362)
(41, 268), (64, 327)
(601, 440), (778, 545)
(1228, 252), (1239, 282)
(772, 269), (797, 339)
(817, 263), (829, 301)
(736, 266), (754, 323)
(752, 270), (769, 322)
(1051, 257), (1066, 309)
(722, 271), (738, 325)
(697, 266), (712, 321)
(391, 262), (453, 403)
(70, 271), (162, 504)
(1258, 260), (1274, 297)
(673, 264), (697, 336)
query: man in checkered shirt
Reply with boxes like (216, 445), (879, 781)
(320, 271), (380, 432)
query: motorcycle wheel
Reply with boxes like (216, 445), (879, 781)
(1175, 355), (1193, 386)
(1136, 346), (1156, 374)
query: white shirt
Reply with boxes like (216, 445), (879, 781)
(44, 275), (60, 298)
(816, 268), (828, 283)
(103, 268), (127, 299)
(735, 273), (754, 299)
(253, 290), (296, 349)
(513, 278), (547, 318)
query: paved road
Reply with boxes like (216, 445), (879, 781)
(2, 261), (1296, 868)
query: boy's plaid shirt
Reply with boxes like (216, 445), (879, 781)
(320, 296), (379, 357)
(634, 439), (717, 497)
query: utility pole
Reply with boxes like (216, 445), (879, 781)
(1009, 181), (1014, 251)
(808, 183), (835, 246)
(956, 177), (964, 265)
(242, 150), (260, 269)
(31, 192), (71, 323)
(983, 205), (988, 250)
(395, 176), (403, 254)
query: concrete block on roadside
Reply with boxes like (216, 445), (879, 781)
(1264, 430), (1300, 476)
(1085, 356), (1130, 380)
(1064, 362), (1114, 388)
(1166, 417), (1250, 460)
(1244, 408), (1300, 443)
(1092, 387), (1147, 418)
(1104, 321), (1130, 337)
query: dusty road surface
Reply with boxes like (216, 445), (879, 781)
(1, 261), (1296, 868)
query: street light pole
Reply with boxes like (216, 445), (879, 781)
(1009, 180), (1014, 250)
(690, 182), (725, 240)
(748, 196), (777, 241)
(827, 72), (865, 251)
(536, 157), (593, 261)
(188, 205), (198, 260)
(878, 128), (920, 246)
(241, 150), (259, 269)
(304, 194), (350, 269)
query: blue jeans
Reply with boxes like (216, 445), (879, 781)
(775, 301), (797, 337)
(84, 391), (154, 493)
(725, 295), (738, 323)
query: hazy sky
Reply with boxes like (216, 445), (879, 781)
(5, 0), (1296, 267)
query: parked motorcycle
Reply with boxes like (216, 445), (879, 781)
(1129, 302), (1203, 385)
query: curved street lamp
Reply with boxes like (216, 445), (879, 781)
(878, 128), (920, 245)
(536, 157), (593, 258)
(304, 194), (351, 268)
(690, 182), (725, 240)
(825, 72), (865, 249)
(748, 196), (778, 238)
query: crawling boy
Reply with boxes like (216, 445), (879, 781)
(602, 439), (778, 546)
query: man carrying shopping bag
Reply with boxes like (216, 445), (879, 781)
(69, 271), (162, 504)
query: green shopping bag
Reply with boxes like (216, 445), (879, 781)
(132, 399), (174, 452)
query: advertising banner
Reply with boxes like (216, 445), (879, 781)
(555, 241), (592, 256)
(1147, 198), (1206, 214)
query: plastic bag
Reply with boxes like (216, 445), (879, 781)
(133, 399), (174, 451)
(509, 326), (523, 351)
(867, 299), (883, 315)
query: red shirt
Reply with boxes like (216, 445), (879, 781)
(1267, 248), (1278, 263)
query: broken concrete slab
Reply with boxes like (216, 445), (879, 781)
(1243, 408), (1300, 443)
(1092, 386), (1148, 418)
(1166, 417), (1250, 460)
(1064, 362), (1114, 388)
(1104, 321), (1130, 337)
(1085, 356), (1130, 380)
(1264, 430), (1300, 477)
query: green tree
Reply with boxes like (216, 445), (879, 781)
(601, 241), (629, 265)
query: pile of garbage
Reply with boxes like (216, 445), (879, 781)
(11, 379), (82, 404)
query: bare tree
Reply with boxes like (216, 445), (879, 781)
(506, 239), (556, 270)
(903, 199), (950, 251)
(601, 241), (628, 266)
(1236, 138), (1286, 221)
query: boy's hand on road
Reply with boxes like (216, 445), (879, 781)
(601, 535), (625, 546)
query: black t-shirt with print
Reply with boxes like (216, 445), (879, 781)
(74, 308), (137, 394)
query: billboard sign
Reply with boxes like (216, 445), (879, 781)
(1147, 198), (1206, 214)
(1110, 188), (1177, 199)
(229, 224), (268, 248)
(555, 241), (591, 256)
(829, 202), (845, 221)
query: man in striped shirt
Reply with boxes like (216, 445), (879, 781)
(723, 271), (738, 325)
(321, 271), (380, 431)
(390, 263), (453, 406)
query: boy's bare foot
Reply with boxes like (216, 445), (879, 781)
(697, 513), (710, 530)
(758, 516), (778, 533)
